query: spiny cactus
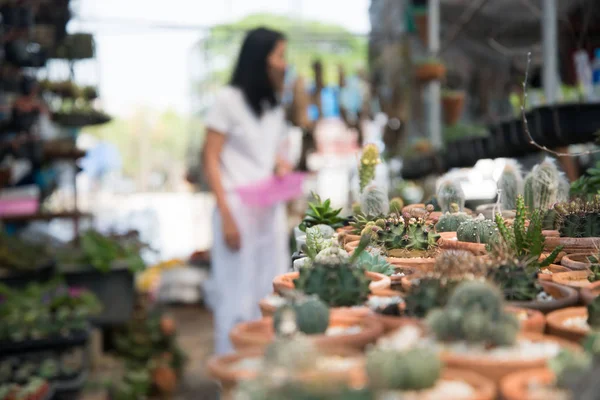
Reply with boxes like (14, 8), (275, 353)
(523, 158), (567, 212)
(456, 215), (498, 244)
(587, 296), (600, 330)
(360, 185), (390, 218)
(404, 278), (459, 318)
(554, 197), (600, 238)
(273, 297), (330, 335)
(435, 211), (472, 232)
(498, 160), (523, 211)
(367, 213), (440, 257)
(487, 258), (542, 301)
(366, 347), (441, 391)
(426, 281), (519, 347)
(437, 179), (465, 213)
(389, 197), (404, 214)
(314, 242), (349, 265)
(432, 250), (487, 280)
(359, 143), (381, 193)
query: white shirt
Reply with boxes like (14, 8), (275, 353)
(204, 86), (286, 190)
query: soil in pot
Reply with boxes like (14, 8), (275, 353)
(345, 240), (438, 273)
(508, 281), (579, 314)
(551, 270), (591, 290)
(500, 368), (568, 400)
(546, 306), (589, 344)
(561, 253), (594, 270)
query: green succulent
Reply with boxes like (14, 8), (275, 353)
(366, 347), (441, 391)
(437, 179), (465, 213)
(498, 161), (523, 211)
(571, 160), (600, 201)
(588, 296), (600, 330)
(353, 250), (395, 276)
(359, 143), (381, 193)
(548, 349), (592, 390)
(299, 193), (345, 232)
(273, 297), (330, 335)
(487, 258), (542, 301)
(523, 158), (569, 212)
(554, 197), (600, 238)
(456, 215), (498, 245)
(404, 278), (459, 318)
(435, 211), (472, 232)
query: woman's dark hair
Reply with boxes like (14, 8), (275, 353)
(230, 27), (285, 116)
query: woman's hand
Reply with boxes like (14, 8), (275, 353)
(275, 157), (293, 177)
(222, 210), (241, 251)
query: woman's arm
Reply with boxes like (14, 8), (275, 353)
(203, 129), (241, 250)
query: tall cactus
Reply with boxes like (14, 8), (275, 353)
(437, 179), (465, 213)
(359, 143), (381, 193)
(523, 158), (565, 212)
(360, 185), (390, 217)
(498, 160), (523, 211)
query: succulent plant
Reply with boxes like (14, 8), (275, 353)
(299, 193), (345, 232)
(273, 296), (330, 335)
(554, 197), (600, 238)
(432, 250), (487, 280)
(359, 143), (381, 193)
(353, 250), (395, 276)
(404, 278), (459, 318)
(435, 211), (472, 232)
(426, 281), (519, 347)
(487, 258), (543, 301)
(498, 160), (523, 211)
(368, 213), (440, 257)
(304, 226), (333, 259)
(313, 243), (350, 265)
(523, 158), (568, 212)
(548, 349), (592, 390)
(588, 296), (600, 330)
(366, 347), (441, 391)
(456, 215), (498, 244)
(360, 185), (390, 218)
(437, 179), (465, 213)
(351, 202), (362, 215)
(389, 197), (404, 214)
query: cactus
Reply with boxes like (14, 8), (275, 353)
(360, 185), (390, 218)
(589, 264), (600, 283)
(304, 226), (333, 259)
(389, 197), (404, 214)
(437, 179), (465, 213)
(432, 250), (487, 280)
(554, 197), (600, 238)
(587, 297), (600, 330)
(435, 212), (472, 232)
(426, 281), (519, 347)
(456, 215), (498, 244)
(487, 258), (543, 301)
(359, 143), (381, 193)
(351, 202), (362, 215)
(498, 161), (523, 211)
(366, 347), (441, 391)
(314, 242), (350, 265)
(371, 213), (440, 257)
(273, 297), (330, 335)
(548, 349), (592, 390)
(523, 158), (564, 212)
(264, 335), (319, 373)
(353, 250), (395, 276)
(404, 278), (459, 318)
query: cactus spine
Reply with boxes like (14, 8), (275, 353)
(523, 158), (567, 212)
(437, 179), (465, 213)
(456, 215), (498, 244)
(498, 160), (523, 211)
(359, 143), (381, 193)
(360, 185), (389, 217)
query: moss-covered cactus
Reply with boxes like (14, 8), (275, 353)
(426, 281), (519, 347)
(523, 158), (568, 212)
(366, 347), (441, 391)
(437, 179), (465, 213)
(360, 185), (390, 218)
(273, 297), (330, 335)
(554, 197), (600, 238)
(389, 197), (404, 214)
(435, 211), (472, 232)
(456, 215), (498, 244)
(359, 143), (381, 193)
(498, 160), (523, 211)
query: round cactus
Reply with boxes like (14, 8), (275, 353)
(498, 160), (523, 211)
(389, 197), (404, 214)
(351, 202), (362, 215)
(359, 143), (381, 193)
(360, 185), (390, 217)
(523, 158), (563, 211)
(437, 179), (465, 213)
(366, 347), (441, 391)
(273, 297), (330, 335)
(314, 243), (349, 265)
(264, 334), (319, 372)
(435, 212), (472, 232)
(456, 215), (499, 244)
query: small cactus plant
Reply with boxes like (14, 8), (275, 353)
(299, 193), (345, 232)
(353, 250), (395, 276)
(359, 143), (381, 193)
(432, 250), (487, 280)
(588, 255), (600, 283)
(487, 257), (543, 301)
(437, 179), (465, 213)
(404, 278), (459, 318)
(587, 297), (600, 330)
(523, 158), (568, 212)
(435, 210), (472, 232)
(548, 349), (592, 390)
(554, 197), (600, 238)
(456, 215), (498, 244)
(304, 225), (333, 259)
(365, 347), (442, 391)
(426, 281), (519, 347)
(360, 185), (390, 218)
(273, 296), (330, 335)
(367, 213), (440, 257)
(314, 242), (349, 265)
(389, 197), (404, 214)
(498, 160), (523, 211)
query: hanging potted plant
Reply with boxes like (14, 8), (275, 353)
(415, 58), (446, 82)
(442, 89), (465, 125)
(413, 7), (428, 45)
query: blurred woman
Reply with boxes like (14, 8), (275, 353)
(202, 27), (292, 354)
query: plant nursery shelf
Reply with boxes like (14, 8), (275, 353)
(1, 211), (92, 223)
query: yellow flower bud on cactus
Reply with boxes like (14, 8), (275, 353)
(359, 144), (381, 193)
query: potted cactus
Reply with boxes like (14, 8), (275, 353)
(545, 296), (600, 343)
(545, 197), (600, 253)
(435, 203), (472, 242)
(476, 160), (524, 220)
(438, 215), (498, 255)
(348, 186), (391, 244)
(442, 89), (465, 125)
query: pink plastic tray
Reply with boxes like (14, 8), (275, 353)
(236, 172), (307, 207)
(0, 198), (38, 216)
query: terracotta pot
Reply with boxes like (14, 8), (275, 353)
(440, 369), (497, 400)
(414, 12), (428, 45)
(229, 315), (384, 351)
(402, 204), (425, 214)
(438, 237), (487, 256)
(375, 315), (421, 334)
(259, 295), (375, 319)
(343, 234), (361, 246)
(437, 231), (457, 241)
(538, 264), (570, 281)
(442, 92), (465, 125)
(542, 230), (560, 237)
(272, 270), (391, 295)
(439, 332), (581, 384)
(386, 256), (436, 273)
(506, 306), (546, 334)
(551, 270), (591, 290)
(561, 253), (593, 270)
(415, 63), (446, 82)
(540, 251), (566, 264)
(507, 281), (579, 314)
(389, 266), (416, 284)
(545, 236), (600, 254)
(581, 281), (600, 305)
(428, 211), (443, 222)
(501, 368), (559, 400)
(546, 306), (588, 344)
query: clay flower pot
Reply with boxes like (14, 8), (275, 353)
(501, 368), (560, 400)
(551, 270), (591, 290)
(542, 230), (560, 238)
(581, 281), (600, 305)
(386, 255), (436, 273)
(229, 314), (384, 351)
(442, 91), (465, 125)
(545, 236), (600, 254)
(506, 306), (546, 334)
(437, 231), (457, 241)
(389, 265), (416, 285)
(440, 369), (497, 400)
(272, 270), (391, 295)
(413, 11), (428, 45)
(415, 62), (446, 82)
(546, 306), (588, 344)
(508, 281), (579, 314)
(561, 253), (594, 270)
(402, 204), (425, 214)
(538, 264), (570, 281)
(438, 236), (487, 256)
(439, 332), (581, 384)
